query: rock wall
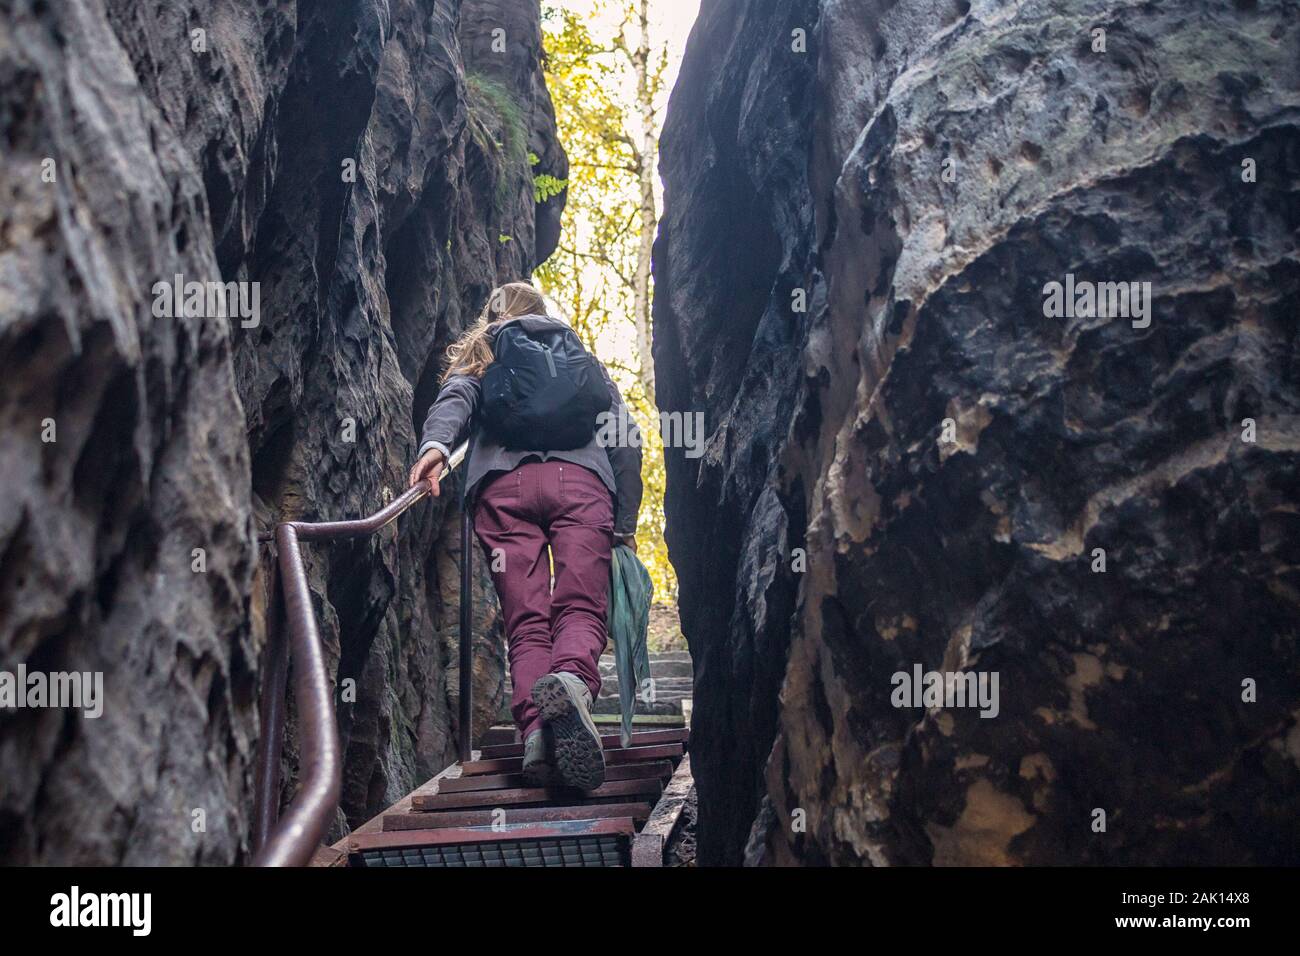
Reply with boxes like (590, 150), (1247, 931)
(0, 0), (563, 864)
(655, 0), (1300, 865)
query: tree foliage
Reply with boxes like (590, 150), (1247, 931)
(538, 2), (676, 601)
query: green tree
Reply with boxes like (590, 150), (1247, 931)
(538, 2), (675, 601)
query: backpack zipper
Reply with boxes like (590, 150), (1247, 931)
(541, 344), (557, 377)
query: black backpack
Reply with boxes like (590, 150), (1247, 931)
(480, 322), (611, 450)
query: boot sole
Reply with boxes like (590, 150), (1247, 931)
(531, 675), (605, 790)
(521, 762), (554, 788)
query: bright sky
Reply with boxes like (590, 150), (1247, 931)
(550, 0), (701, 104)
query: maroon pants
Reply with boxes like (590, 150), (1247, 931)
(473, 459), (613, 737)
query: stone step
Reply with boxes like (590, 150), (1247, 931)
(598, 660), (693, 679)
(506, 675), (693, 692)
(600, 676), (696, 691)
(651, 650), (690, 662)
(591, 697), (683, 716)
(601, 650), (691, 663)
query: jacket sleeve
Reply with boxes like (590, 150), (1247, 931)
(597, 363), (644, 536)
(417, 373), (482, 461)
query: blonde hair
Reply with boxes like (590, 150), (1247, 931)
(442, 282), (549, 381)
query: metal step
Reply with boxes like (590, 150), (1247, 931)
(350, 818), (636, 867)
(382, 802), (654, 832)
(435, 760), (672, 794)
(481, 715), (686, 744)
(460, 742), (683, 776)
(476, 728), (688, 760)
(411, 776), (663, 812)
(329, 718), (694, 870)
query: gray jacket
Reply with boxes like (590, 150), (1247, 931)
(417, 314), (643, 535)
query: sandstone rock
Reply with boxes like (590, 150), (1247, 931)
(656, 0), (1300, 865)
(0, 0), (562, 863)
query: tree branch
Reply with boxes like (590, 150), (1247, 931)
(557, 245), (637, 292)
(569, 160), (639, 175)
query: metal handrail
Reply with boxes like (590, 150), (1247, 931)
(251, 442), (471, 867)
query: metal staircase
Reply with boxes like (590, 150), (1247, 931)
(251, 442), (692, 867)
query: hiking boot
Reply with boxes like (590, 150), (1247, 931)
(530, 672), (605, 790)
(521, 729), (553, 787)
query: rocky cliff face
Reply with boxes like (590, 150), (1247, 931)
(0, 0), (562, 864)
(656, 0), (1300, 865)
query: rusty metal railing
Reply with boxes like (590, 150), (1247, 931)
(251, 441), (471, 866)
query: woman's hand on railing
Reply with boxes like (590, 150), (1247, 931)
(408, 447), (447, 495)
